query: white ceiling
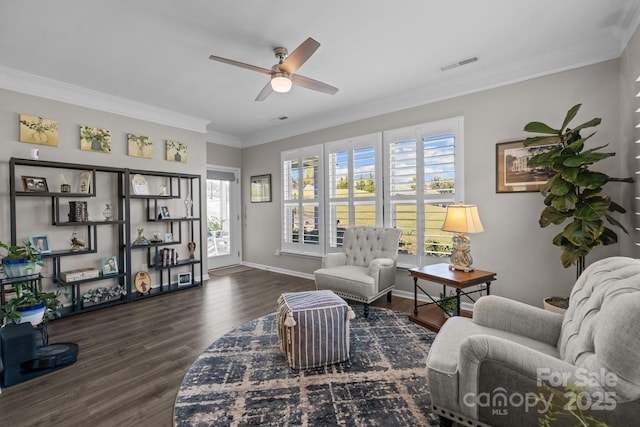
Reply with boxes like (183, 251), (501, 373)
(1, 1), (639, 147)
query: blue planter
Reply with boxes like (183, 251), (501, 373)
(17, 301), (45, 326)
(2, 257), (42, 278)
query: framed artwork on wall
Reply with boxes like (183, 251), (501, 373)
(496, 140), (556, 193)
(250, 174), (271, 203)
(19, 114), (59, 147)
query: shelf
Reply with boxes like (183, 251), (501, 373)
(130, 281), (201, 300)
(151, 259), (199, 270)
(53, 220), (126, 227)
(148, 217), (200, 223)
(58, 272), (126, 286)
(43, 249), (97, 258)
(16, 191), (93, 198)
(130, 241), (181, 249)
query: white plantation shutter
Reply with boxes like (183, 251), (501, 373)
(281, 145), (324, 255)
(384, 117), (464, 266)
(325, 133), (382, 249)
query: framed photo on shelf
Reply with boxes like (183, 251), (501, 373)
(79, 170), (92, 194)
(21, 176), (49, 192)
(496, 140), (556, 193)
(178, 272), (192, 287)
(29, 234), (52, 254)
(158, 205), (171, 219)
(101, 256), (119, 275)
(250, 174), (271, 203)
(164, 232), (173, 243)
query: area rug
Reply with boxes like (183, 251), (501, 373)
(174, 307), (438, 426)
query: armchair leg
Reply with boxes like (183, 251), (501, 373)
(438, 415), (453, 427)
(364, 304), (369, 318)
(386, 290), (392, 303)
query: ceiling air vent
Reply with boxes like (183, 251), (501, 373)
(439, 56), (478, 72)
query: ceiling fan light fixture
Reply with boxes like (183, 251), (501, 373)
(271, 73), (292, 93)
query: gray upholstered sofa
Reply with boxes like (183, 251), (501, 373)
(426, 256), (640, 427)
(314, 226), (402, 317)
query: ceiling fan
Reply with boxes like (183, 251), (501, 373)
(208, 37), (339, 101)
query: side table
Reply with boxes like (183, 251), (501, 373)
(408, 263), (496, 332)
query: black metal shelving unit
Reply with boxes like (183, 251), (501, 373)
(7, 157), (203, 317)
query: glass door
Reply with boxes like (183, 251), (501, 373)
(206, 167), (241, 269)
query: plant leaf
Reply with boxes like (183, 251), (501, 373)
(560, 243), (590, 268)
(540, 206), (572, 227)
(607, 200), (626, 214)
(573, 170), (609, 189)
(570, 117), (602, 133)
(604, 213), (628, 234)
(550, 193), (578, 211)
(573, 198), (609, 221)
(524, 121), (560, 134)
(563, 219), (603, 246)
(561, 104), (581, 131)
(563, 152), (614, 167)
(523, 136), (561, 147)
(598, 226), (619, 245)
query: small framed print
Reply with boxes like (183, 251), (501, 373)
(29, 234), (52, 254)
(496, 140), (556, 193)
(250, 174), (271, 203)
(21, 176), (49, 192)
(164, 232), (173, 243)
(101, 256), (119, 275)
(178, 272), (192, 287)
(79, 170), (92, 194)
(158, 205), (171, 219)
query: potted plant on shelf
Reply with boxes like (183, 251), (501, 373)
(0, 240), (44, 278)
(523, 104), (633, 311)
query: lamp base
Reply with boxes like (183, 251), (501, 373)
(448, 264), (474, 272)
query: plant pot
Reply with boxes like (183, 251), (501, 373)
(543, 296), (568, 314)
(17, 301), (45, 326)
(2, 257), (42, 278)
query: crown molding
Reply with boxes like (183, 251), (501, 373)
(0, 66), (210, 134)
(206, 129), (243, 147)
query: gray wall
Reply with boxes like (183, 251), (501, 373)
(0, 89), (209, 287)
(241, 57), (633, 307)
(206, 142), (242, 169)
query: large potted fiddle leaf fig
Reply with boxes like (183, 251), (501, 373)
(523, 104), (632, 290)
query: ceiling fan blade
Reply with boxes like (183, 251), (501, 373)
(279, 37), (320, 75)
(255, 81), (274, 101)
(208, 54), (272, 75)
(291, 74), (338, 95)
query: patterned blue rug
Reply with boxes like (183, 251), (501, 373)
(173, 307), (437, 426)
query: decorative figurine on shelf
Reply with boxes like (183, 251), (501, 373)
(133, 228), (150, 245)
(103, 203), (113, 221)
(70, 230), (85, 251)
(158, 185), (168, 196)
(187, 242), (196, 259)
(150, 231), (163, 243)
(184, 194), (193, 218)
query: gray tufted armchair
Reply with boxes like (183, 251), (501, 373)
(426, 256), (640, 427)
(314, 226), (402, 317)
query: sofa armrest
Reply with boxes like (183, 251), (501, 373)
(472, 295), (563, 346)
(322, 252), (347, 268)
(368, 258), (396, 289)
(458, 334), (582, 420)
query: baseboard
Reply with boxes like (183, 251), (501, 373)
(237, 263), (475, 312)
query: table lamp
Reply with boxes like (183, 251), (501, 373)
(441, 203), (484, 272)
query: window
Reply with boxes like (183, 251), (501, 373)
(280, 117), (463, 265)
(325, 133), (382, 249)
(384, 117), (463, 266)
(281, 145), (324, 254)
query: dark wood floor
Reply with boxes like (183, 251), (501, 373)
(0, 267), (415, 427)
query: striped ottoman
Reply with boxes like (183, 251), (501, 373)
(277, 290), (355, 369)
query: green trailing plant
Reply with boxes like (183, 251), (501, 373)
(0, 280), (67, 326)
(523, 104), (633, 275)
(0, 240), (66, 325)
(0, 240), (45, 265)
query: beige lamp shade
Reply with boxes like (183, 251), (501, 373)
(441, 203), (484, 234)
